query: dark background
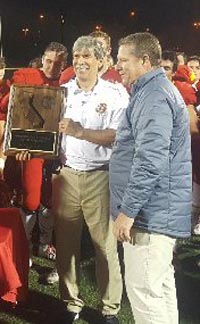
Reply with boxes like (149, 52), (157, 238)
(0, 0), (200, 67)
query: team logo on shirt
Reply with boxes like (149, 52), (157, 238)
(95, 103), (107, 114)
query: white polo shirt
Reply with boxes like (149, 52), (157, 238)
(61, 78), (129, 170)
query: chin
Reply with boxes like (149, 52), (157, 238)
(121, 78), (128, 86)
(45, 74), (52, 79)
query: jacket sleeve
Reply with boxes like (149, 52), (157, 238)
(119, 91), (174, 218)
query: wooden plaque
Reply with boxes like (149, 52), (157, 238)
(3, 84), (66, 158)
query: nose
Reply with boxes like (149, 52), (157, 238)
(76, 56), (85, 64)
(51, 62), (58, 70)
(47, 62), (55, 73)
(116, 61), (121, 71)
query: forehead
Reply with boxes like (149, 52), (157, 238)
(187, 60), (200, 67)
(161, 59), (173, 67)
(118, 44), (135, 57)
(43, 51), (65, 62)
(73, 47), (95, 56)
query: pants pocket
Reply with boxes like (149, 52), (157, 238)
(130, 228), (150, 246)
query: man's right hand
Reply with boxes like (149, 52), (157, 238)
(113, 212), (134, 243)
(16, 151), (32, 161)
(59, 118), (83, 138)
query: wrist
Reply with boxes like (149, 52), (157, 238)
(76, 127), (85, 140)
(0, 157), (5, 169)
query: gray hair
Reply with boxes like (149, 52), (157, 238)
(72, 36), (106, 60)
(119, 32), (162, 67)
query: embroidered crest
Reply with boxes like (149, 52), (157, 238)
(95, 103), (107, 114)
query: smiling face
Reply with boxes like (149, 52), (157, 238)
(42, 51), (66, 79)
(73, 47), (102, 82)
(116, 44), (148, 86)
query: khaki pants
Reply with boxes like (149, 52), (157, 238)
(52, 167), (122, 315)
(124, 229), (178, 324)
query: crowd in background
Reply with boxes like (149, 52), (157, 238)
(0, 31), (199, 324)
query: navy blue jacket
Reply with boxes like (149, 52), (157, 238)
(109, 68), (192, 238)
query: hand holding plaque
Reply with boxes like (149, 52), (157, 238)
(3, 84), (66, 158)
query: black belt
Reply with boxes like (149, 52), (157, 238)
(64, 164), (109, 172)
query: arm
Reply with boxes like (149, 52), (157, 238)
(119, 91), (174, 219)
(0, 120), (6, 180)
(113, 93), (174, 242)
(59, 118), (116, 146)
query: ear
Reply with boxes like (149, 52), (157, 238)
(41, 56), (45, 65)
(142, 55), (149, 65)
(107, 47), (112, 56)
(98, 59), (104, 70)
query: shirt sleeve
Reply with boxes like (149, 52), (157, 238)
(109, 85), (129, 130)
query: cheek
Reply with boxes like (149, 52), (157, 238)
(128, 67), (139, 82)
(43, 63), (49, 71)
(125, 66), (134, 78)
(91, 63), (99, 73)
(55, 65), (62, 72)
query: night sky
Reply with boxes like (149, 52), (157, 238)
(0, 0), (200, 67)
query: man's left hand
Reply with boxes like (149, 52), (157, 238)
(113, 212), (134, 242)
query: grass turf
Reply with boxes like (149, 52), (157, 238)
(1, 234), (200, 323)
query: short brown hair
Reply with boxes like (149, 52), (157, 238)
(119, 32), (162, 67)
(44, 42), (68, 61)
(89, 31), (111, 48)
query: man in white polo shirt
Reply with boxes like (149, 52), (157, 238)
(53, 35), (129, 324)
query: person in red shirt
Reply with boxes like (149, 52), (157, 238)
(2, 42), (68, 265)
(0, 57), (11, 206)
(186, 57), (200, 235)
(173, 64), (197, 105)
(0, 57), (10, 162)
(173, 63), (200, 235)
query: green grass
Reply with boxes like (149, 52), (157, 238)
(1, 234), (200, 323)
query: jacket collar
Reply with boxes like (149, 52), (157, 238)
(131, 67), (165, 95)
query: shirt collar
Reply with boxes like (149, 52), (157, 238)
(73, 77), (102, 95)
